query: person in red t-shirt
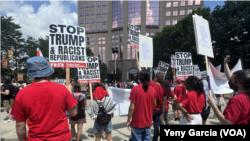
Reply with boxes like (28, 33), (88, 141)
(127, 70), (157, 141)
(177, 76), (205, 125)
(161, 80), (177, 125)
(172, 79), (182, 121)
(11, 57), (78, 141)
(208, 69), (250, 125)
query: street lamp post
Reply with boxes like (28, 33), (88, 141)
(112, 46), (119, 82)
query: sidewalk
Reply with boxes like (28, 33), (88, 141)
(1, 98), (228, 141)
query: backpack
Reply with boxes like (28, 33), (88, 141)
(10, 85), (19, 98)
(75, 94), (85, 116)
(95, 98), (111, 125)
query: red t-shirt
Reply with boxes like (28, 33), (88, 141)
(92, 87), (109, 101)
(181, 84), (186, 95)
(174, 86), (182, 102)
(129, 84), (157, 128)
(149, 81), (167, 111)
(11, 82), (78, 141)
(164, 90), (175, 112)
(223, 93), (250, 125)
(180, 91), (205, 113)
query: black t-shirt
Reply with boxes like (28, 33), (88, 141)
(2, 84), (11, 100)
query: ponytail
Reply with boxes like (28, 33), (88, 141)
(138, 70), (150, 93)
(185, 76), (204, 95)
(161, 80), (171, 96)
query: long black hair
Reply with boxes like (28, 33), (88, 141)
(138, 70), (150, 93)
(161, 80), (171, 96)
(233, 69), (250, 97)
(185, 76), (204, 95)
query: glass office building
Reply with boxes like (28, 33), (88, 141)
(78, 0), (204, 81)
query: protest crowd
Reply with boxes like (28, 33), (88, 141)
(1, 54), (249, 141)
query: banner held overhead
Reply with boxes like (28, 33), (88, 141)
(139, 35), (153, 68)
(171, 54), (177, 69)
(128, 23), (140, 49)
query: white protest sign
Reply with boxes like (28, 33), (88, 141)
(192, 14), (214, 58)
(201, 71), (207, 79)
(193, 64), (202, 79)
(175, 52), (193, 80)
(52, 79), (66, 85)
(128, 23), (140, 49)
(78, 57), (101, 84)
(157, 61), (169, 79)
(171, 54), (177, 69)
(49, 24), (87, 68)
(139, 35), (153, 68)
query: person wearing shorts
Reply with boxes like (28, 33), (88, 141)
(172, 79), (182, 121)
(1, 79), (14, 123)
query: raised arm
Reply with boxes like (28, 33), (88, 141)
(224, 55), (231, 81)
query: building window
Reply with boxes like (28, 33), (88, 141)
(80, 11), (84, 16)
(173, 11), (178, 16)
(146, 0), (159, 25)
(188, 0), (193, 6)
(86, 26), (89, 31)
(91, 42), (94, 45)
(116, 39), (119, 43)
(120, 34), (123, 38)
(91, 26), (95, 31)
(98, 41), (101, 44)
(102, 17), (107, 22)
(87, 42), (90, 45)
(112, 1), (123, 28)
(112, 35), (115, 39)
(98, 37), (102, 40)
(87, 37), (90, 40)
(150, 33), (154, 36)
(146, 33), (149, 36)
(103, 9), (107, 14)
(173, 2), (178, 7)
(102, 25), (106, 30)
(97, 1), (101, 6)
(165, 20), (170, 25)
(166, 11), (171, 16)
(99, 47), (102, 61)
(112, 40), (114, 43)
(128, 1), (141, 25)
(116, 35), (119, 38)
(195, 0), (200, 5)
(127, 44), (131, 59)
(85, 2), (89, 8)
(97, 18), (101, 23)
(91, 18), (95, 23)
(86, 18), (89, 23)
(180, 1), (185, 6)
(180, 10), (185, 15)
(91, 2), (95, 7)
(120, 39), (123, 42)
(173, 20), (177, 25)
(91, 37), (94, 41)
(166, 2), (171, 8)
(80, 3), (84, 8)
(91, 10), (95, 15)
(187, 9), (192, 15)
(102, 37), (105, 40)
(80, 19), (84, 24)
(97, 25), (101, 30)
(102, 47), (105, 63)
(120, 45), (123, 60)
(85, 10), (89, 16)
(91, 47), (94, 56)
(97, 9), (101, 14)
(102, 41), (105, 44)
(102, 1), (107, 6)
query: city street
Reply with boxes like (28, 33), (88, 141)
(1, 98), (228, 141)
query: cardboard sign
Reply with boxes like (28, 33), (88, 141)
(128, 23), (140, 49)
(17, 74), (23, 81)
(139, 35), (153, 68)
(52, 79), (66, 85)
(193, 14), (214, 58)
(78, 57), (101, 84)
(157, 61), (169, 79)
(201, 71), (207, 79)
(175, 52), (193, 80)
(171, 54), (177, 69)
(49, 24), (87, 68)
(193, 65), (202, 79)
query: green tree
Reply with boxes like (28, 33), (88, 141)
(99, 63), (108, 82)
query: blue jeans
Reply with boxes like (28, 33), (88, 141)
(130, 126), (151, 141)
(152, 110), (161, 141)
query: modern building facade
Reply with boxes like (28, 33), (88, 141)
(77, 0), (204, 82)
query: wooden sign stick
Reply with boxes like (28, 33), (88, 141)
(205, 56), (212, 96)
(89, 83), (93, 102)
(136, 48), (138, 62)
(66, 68), (70, 86)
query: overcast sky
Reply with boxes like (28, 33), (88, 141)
(1, 0), (226, 39)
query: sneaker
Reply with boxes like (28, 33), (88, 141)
(3, 119), (13, 124)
